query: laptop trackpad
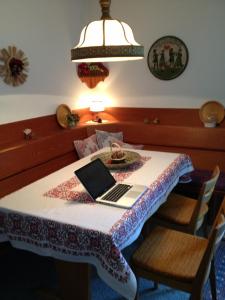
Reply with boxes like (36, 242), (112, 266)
(122, 185), (147, 201)
(126, 190), (143, 199)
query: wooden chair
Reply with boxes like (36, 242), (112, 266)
(131, 196), (225, 300)
(208, 197), (225, 300)
(152, 165), (220, 235)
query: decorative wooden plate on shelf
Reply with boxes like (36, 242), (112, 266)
(91, 151), (141, 170)
(199, 101), (225, 126)
(56, 104), (71, 128)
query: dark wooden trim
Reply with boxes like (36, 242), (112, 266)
(55, 260), (91, 300)
(1, 107), (224, 150)
(0, 108), (90, 149)
(0, 115), (60, 149)
(0, 126), (87, 180)
(98, 107), (225, 127)
(0, 108), (225, 197)
(0, 152), (77, 198)
(86, 122), (225, 151)
(143, 145), (225, 172)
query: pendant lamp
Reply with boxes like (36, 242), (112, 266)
(71, 0), (144, 62)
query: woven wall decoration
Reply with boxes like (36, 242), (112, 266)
(0, 46), (29, 86)
(77, 62), (109, 88)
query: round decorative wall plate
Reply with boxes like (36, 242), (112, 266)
(56, 104), (72, 128)
(0, 46), (29, 86)
(199, 101), (224, 126)
(147, 36), (189, 80)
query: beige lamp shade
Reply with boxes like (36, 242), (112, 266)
(71, 0), (144, 62)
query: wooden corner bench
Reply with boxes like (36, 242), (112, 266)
(1, 116), (224, 200)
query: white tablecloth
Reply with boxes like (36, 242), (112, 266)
(0, 148), (193, 300)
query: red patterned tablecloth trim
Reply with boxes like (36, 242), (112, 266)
(0, 153), (193, 291)
(43, 176), (93, 203)
(0, 212), (130, 283)
(110, 154), (193, 248)
(43, 156), (151, 202)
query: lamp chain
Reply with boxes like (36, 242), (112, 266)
(100, 0), (111, 19)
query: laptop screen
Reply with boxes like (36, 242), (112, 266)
(74, 158), (116, 199)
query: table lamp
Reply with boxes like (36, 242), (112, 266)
(90, 100), (105, 123)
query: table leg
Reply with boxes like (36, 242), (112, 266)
(54, 260), (91, 300)
(0, 241), (11, 256)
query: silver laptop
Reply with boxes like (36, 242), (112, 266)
(74, 158), (147, 209)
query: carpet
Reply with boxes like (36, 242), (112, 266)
(91, 239), (225, 300)
(0, 239), (224, 300)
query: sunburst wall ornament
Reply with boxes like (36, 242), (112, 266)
(0, 46), (29, 86)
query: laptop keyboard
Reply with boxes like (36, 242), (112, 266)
(102, 184), (132, 202)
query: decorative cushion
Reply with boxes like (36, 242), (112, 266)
(95, 130), (123, 149)
(74, 134), (99, 158)
(100, 136), (144, 150)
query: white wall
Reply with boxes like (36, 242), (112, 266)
(0, 0), (225, 124)
(90, 0), (225, 109)
(0, 0), (87, 124)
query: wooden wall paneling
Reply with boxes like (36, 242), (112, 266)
(0, 126), (87, 180)
(0, 151), (77, 198)
(101, 107), (225, 127)
(85, 122), (225, 171)
(77, 108), (93, 123)
(0, 108), (90, 149)
(0, 115), (61, 148)
(86, 122), (225, 151)
(85, 122), (121, 136)
(1, 108), (224, 197)
(1, 107), (224, 150)
(119, 123), (225, 151)
(142, 145), (225, 172)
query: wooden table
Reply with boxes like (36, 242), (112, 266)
(0, 148), (193, 300)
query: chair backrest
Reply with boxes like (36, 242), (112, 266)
(190, 165), (220, 233)
(192, 196), (225, 295)
(212, 197), (225, 251)
(198, 165), (220, 204)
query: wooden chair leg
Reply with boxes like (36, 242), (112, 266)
(190, 290), (203, 300)
(190, 282), (204, 300)
(0, 241), (11, 256)
(54, 260), (91, 300)
(209, 258), (217, 300)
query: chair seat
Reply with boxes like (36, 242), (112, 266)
(132, 226), (208, 283)
(156, 193), (208, 225)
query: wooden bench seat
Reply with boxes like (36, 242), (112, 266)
(0, 111), (224, 198)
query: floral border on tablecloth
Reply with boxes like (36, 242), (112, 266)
(0, 212), (130, 283)
(43, 156), (151, 202)
(110, 154), (193, 248)
(0, 154), (193, 286)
